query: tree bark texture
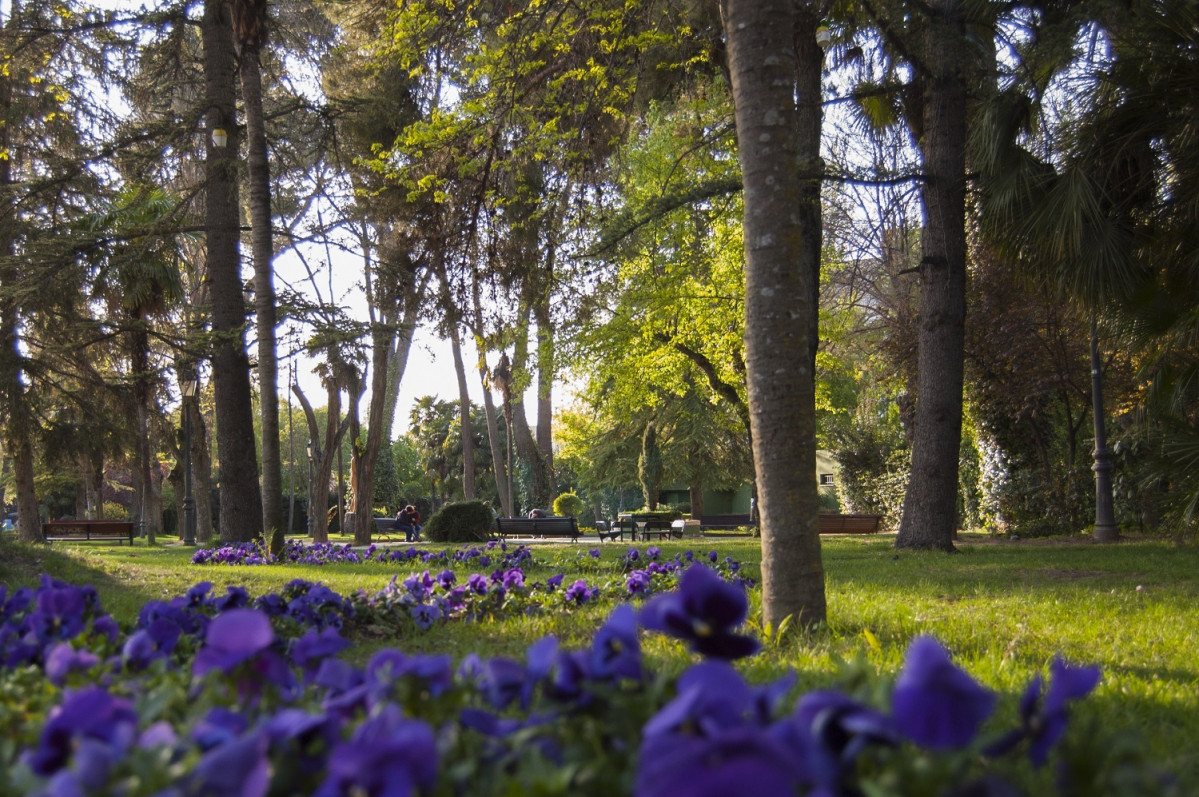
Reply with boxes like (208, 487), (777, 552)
(449, 323), (476, 500)
(204, 0), (263, 542)
(723, 0), (827, 629)
(293, 380), (349, 544)
(896, 0), (968, 552)
(239, 36), (282, 539)
(0, 3), (42, 544)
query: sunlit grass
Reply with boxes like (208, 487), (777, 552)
(2, 531), (1196, 785)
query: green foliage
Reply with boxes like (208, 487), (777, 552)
(817, 487), (841, 513)
(424, 500), (494, 543)
(637, 422), (662, 511)
(371, 445), (400, 513)
(101, 502), (127, 520)
(828, 396), (909, 525)
(551, 492), (585, 519)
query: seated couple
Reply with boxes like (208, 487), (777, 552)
(395, 505), (423, 542)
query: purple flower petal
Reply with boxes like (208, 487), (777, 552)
(891, 636), (994, 750)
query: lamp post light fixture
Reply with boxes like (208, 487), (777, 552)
(181, 379), (199, 546)
(211, 127), (228, 148)
(815, 21), (833, 50)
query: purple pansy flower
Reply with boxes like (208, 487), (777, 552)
(564, 580), (595, 605)
(315, 706), (437, 796)
(986, 656), (1101, 767)
(638, 564), (759, 659)
(891, 636), (995, 750)
(290, 627), (351, 679)
(23, 687), (138, 777)
(193, 609), (275, 677)
(626, 569), (652, 596)
(44, 643), (100, 686)
(637, 727), (803, 797)
(590, 605), (642, 682)
(502, 568), (525, 590)
(190, 731), (271, 797)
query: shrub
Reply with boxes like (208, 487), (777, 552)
(424, 500), (494, 543)
(101, 502), (127, 520)
(552, 492), (586, 518)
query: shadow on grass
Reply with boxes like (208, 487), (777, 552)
(0, 537), (197, 623)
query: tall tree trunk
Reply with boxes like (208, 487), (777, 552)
(501, 318), (552, 507)
(470, 274), (512, 516)
(341, 366), (362, 540)
(293, 380), (349, 544)
(242, 49), (282, 541)
(132, 319), (155, 544)
(204, 0), (262, 543)
(0, 0), (41, 544)
(448, 323), (476, 500)
(723, 0), (826, 628)
(351, 234), (423, 536)
(480, 363), (512, 516)
(895, 0), (968, 552)
(234, 2), (282, 543)
(533, 299), (554, 470)
(192, 389), (215, 542)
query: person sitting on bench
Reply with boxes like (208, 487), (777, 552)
(528, 508), (548, 518)
(395, 505), (423, 542)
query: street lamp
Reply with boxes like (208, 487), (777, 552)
(181, 379), (198, 546)
(815, 21), (833, 50)
(306, 441), (315, 537)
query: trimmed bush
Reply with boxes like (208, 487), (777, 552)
(552, 492), (586, 519)
(424, 500), (495, 543)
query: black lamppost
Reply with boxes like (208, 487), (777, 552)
(1090, 321), (1119, 541)
(181, 379), (198, 546)
(306, 441), (315, 537)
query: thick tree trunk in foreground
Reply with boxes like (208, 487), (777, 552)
(896, 0), (968, 552)
(204, 0), (262, 542)
(723, 0), (826, 628)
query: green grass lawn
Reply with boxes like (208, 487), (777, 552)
(2, 531), (1196, 787)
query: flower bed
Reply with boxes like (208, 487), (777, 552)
(0, 556), (1174, 795)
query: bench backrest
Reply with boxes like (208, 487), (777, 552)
(495, 516), (579, 536)
(817, 513), (883, 534)
(699, 514), (756, 528)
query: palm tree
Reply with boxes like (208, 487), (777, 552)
(971, 8), (1187, 538)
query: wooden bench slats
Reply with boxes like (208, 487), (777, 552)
(699, 514), (756, 530)
(495, 516), (580, 541)
(818, 513), (883, 534)
(42, 520), (135, 545)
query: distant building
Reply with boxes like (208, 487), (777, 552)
(659, 450), (840, 514)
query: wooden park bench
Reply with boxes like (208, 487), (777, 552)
(494, 516), (581, 542)
(818, 513), (884, 534)
(638, 518), (681, 541)
(42, 519), (135, 545)
(596, 520), (623, 542)
(699, 514), (757, 532)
